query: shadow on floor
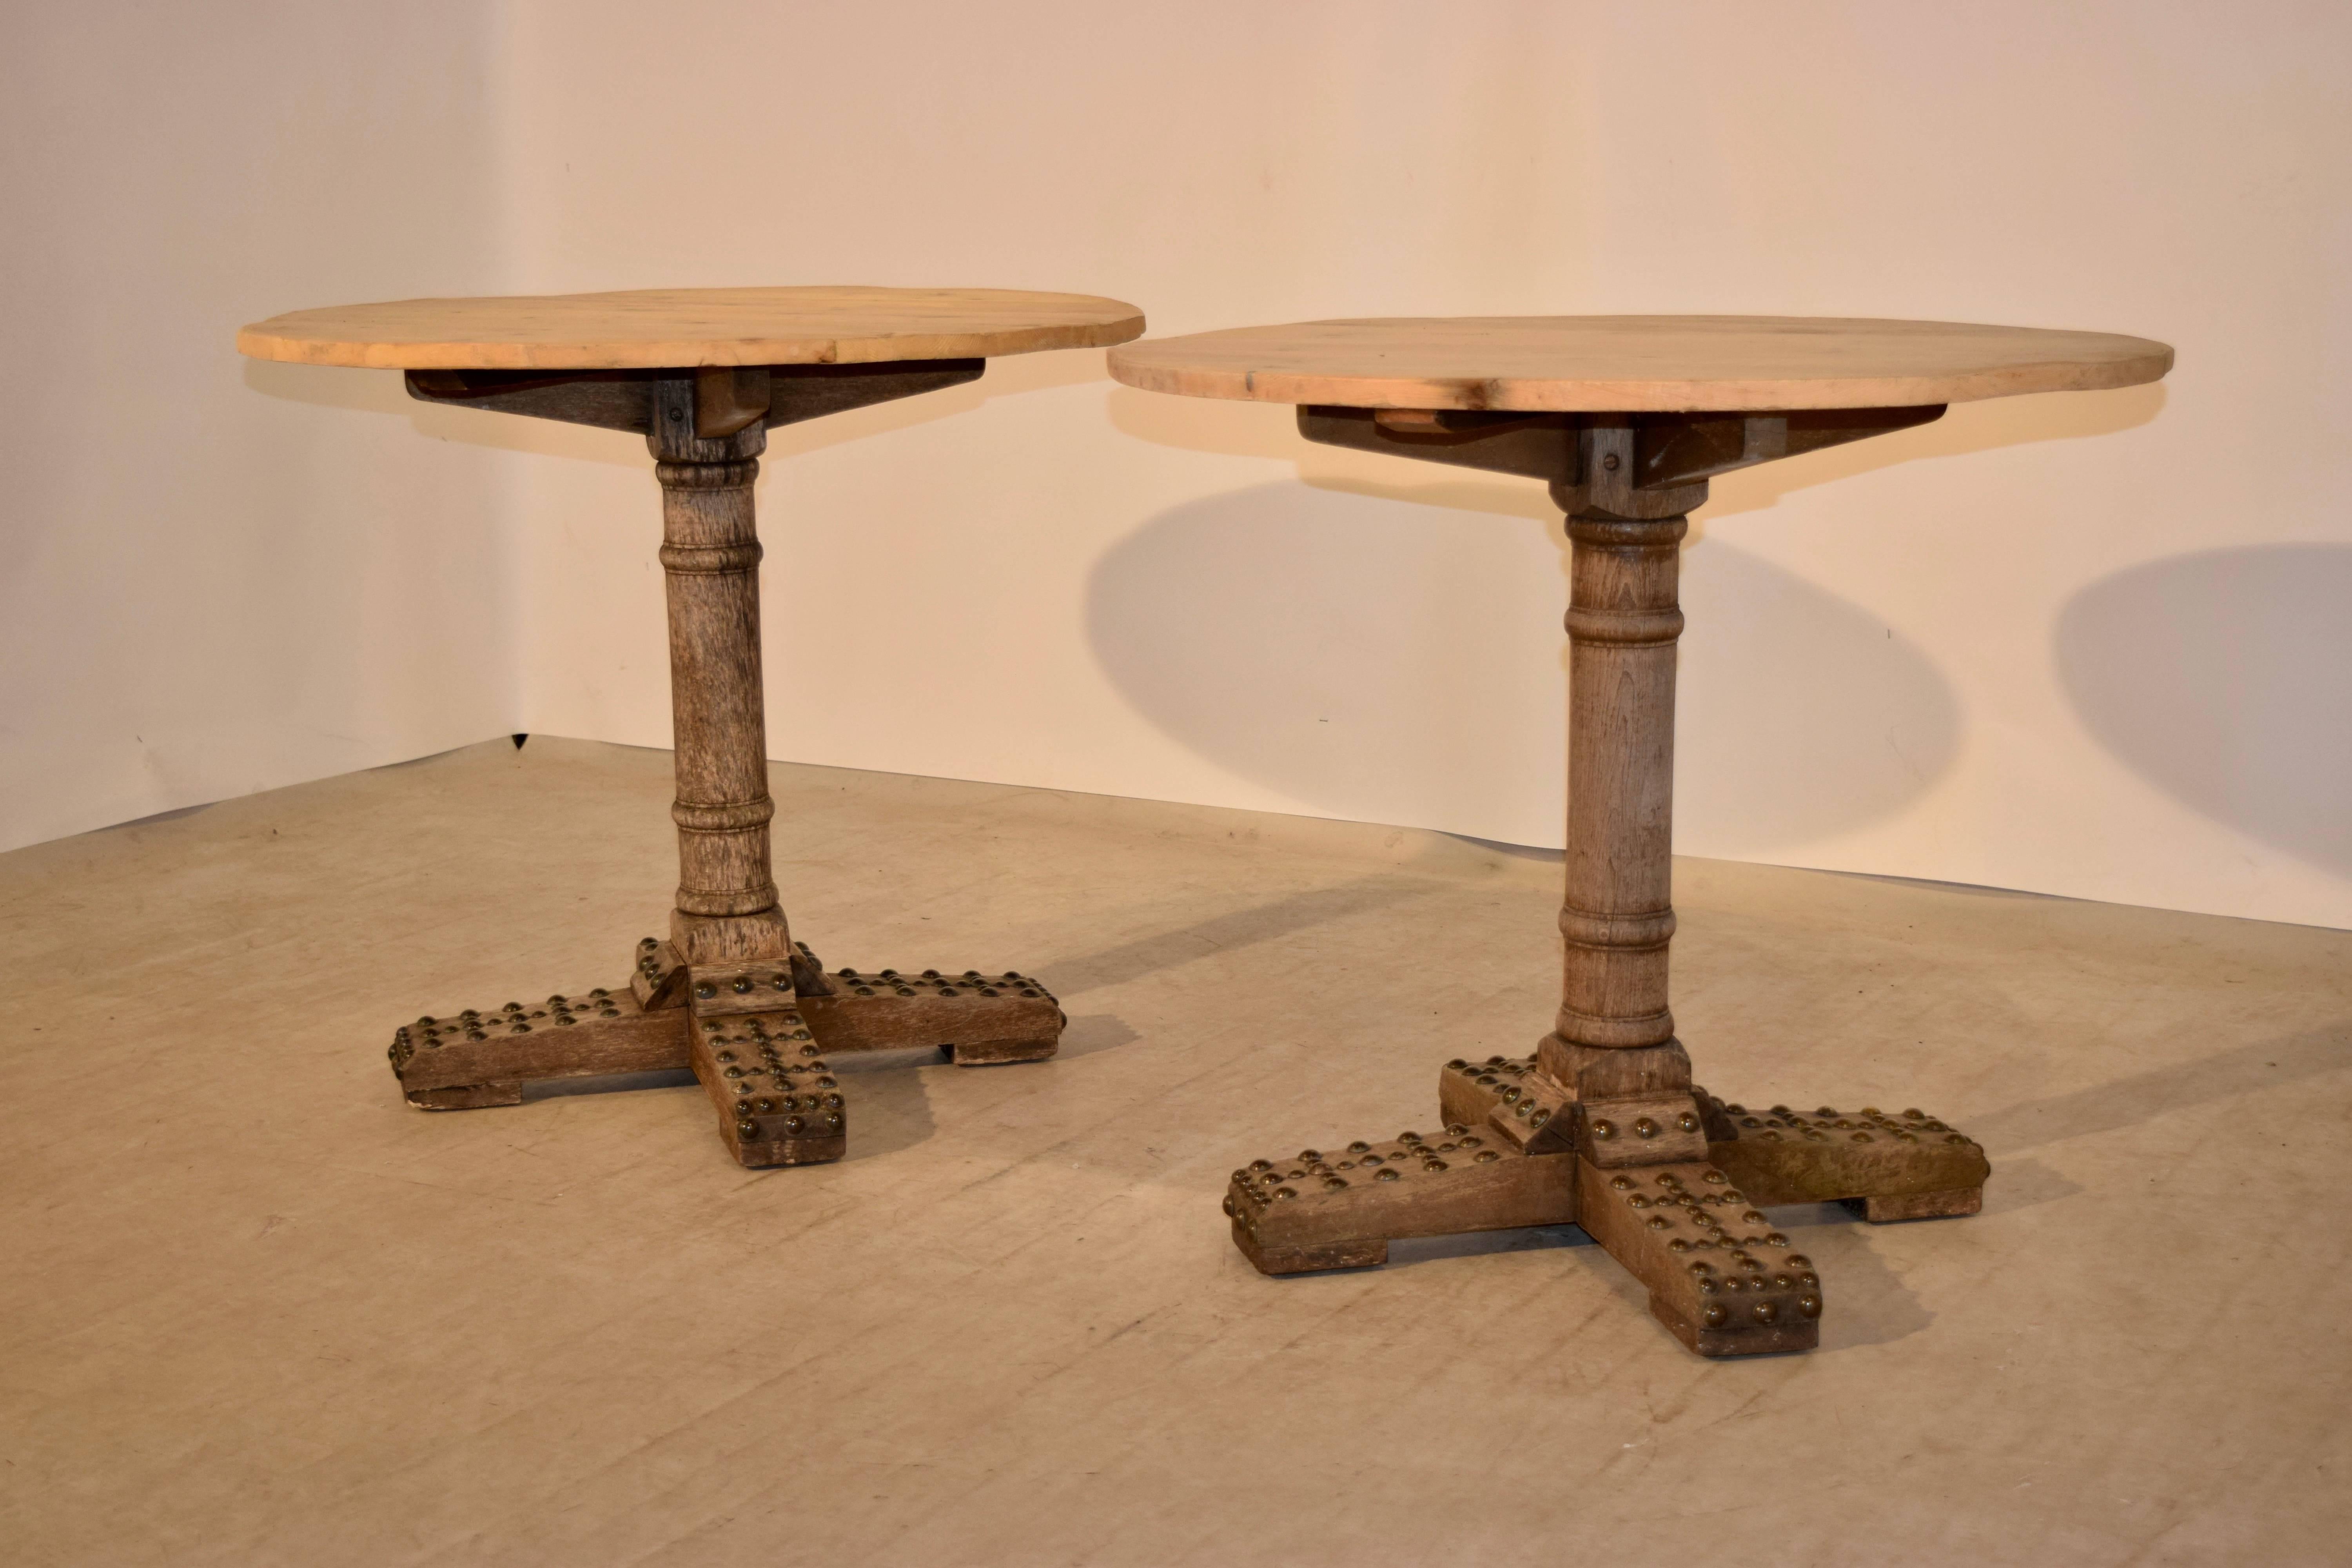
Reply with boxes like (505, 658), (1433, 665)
(1966, 1021), (2352, 1156)
(1038, 874), (1436, 998)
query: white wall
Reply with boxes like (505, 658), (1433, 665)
(8, 3), (2346, 931)
(0, 3), (522, 851)
(499, 0), (2350, 928)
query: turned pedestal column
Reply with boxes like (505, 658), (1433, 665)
(1108, 315), (2172, 1356)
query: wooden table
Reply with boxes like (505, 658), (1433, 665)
(1110, 315), (2172, 1356)
(240, 286), (1143, 1169)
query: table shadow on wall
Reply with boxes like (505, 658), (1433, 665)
(2055, 543), (2352, 877)
(1086, 482), (1959, 850)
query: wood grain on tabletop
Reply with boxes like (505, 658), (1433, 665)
(236, 285), (1145, 369)
(1107, 315), (2172, 411)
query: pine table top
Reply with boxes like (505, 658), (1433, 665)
(237, 285), (1145, 371)
(1107, 315), (2172, 412)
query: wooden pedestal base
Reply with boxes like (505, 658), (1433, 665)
(387, 941), (1063, 1167)
(1225, 1053), (1988, 1357)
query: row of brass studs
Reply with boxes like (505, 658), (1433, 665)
(1590, 1107), (1702, 1142)
(1223, 1125), (1503, 1215)
(707, 1012), (844, 1140)
(833, 966), (1050, 1002)
(1445, 1055), (1555, 1128)
(1606, 1169), (1823, 1328)
(388, 989), (623, 1073)
(694, 970), (793, 1002)
(1706, 1093), (1971, 1147)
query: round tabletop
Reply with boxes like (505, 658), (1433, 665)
(237, 285), (1145, 371)
(1107, 315), (2172, 413)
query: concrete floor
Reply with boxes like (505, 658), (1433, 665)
(3, 737), (2348, 1566)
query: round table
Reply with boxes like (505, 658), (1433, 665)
(240, 285), (1143, 1169)
(1110, 315), (2172, 1356)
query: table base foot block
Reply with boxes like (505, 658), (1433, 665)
(797, 956), (1064, 1065)
(1221, 1052), (1986, 1356)
(1695, 1090), (1990, 1222)
(1576, 1159), (1821, 1357)
(388, 988), (684, 1109)
(685, 960), (845, 1168)
(1224, 1131), (1579, 1276)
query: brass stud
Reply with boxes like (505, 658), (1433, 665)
(1752, 1300), (1779, 1325)
(1222, 1196), (1236, 1217)
(1677, 1112), (1699, 1132)
(1797, 1294), (1822, 1318)
(1702, 1305), (1728, 1328)
(1591, 1119), (1617, 1141)
(735, 1118), (758, 1137)
(1474, 1150), (1499, 1163)
(1274, 1187), (1297, 1200)
(1610, 1176), (1634, 1191)
(1633, 1117), (1660, 1140)
(695, 983), (715, 1000)
(1647, 1217), (1670, 1231)
(1347, 1141), (1370, 1154)
(1375, 1168), (1400, 1183)
(1787, 1254), (1812, 1269)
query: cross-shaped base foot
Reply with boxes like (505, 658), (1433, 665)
(385, 938), (1064, 1167)
(1224, 1053), (1988, 1357)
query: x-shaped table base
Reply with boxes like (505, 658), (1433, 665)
(1226, 1052), (1987, 1356)
(387, 939), (1063, 1165)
